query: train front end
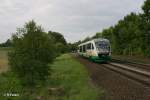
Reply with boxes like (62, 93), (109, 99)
(94, 39), (111, 63)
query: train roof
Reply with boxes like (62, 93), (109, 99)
(79, 38), (109, 46)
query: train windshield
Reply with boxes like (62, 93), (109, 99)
(95, 41), (110, 50)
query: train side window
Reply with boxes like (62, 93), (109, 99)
(87, 43), (91, 50)
(79, 46), (82, 52)
(83, 45), (86, 52)
(92, 44), (94, 50)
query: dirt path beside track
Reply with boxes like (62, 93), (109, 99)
(71, 53), (150, 100)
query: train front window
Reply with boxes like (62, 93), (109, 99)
(95, 41), (110, 50)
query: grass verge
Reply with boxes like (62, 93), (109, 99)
(49, 54), (100, 100)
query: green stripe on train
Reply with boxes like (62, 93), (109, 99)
(89, 55), (111, 63)
(79, 52), (111, 63)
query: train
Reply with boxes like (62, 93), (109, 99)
(78, 38), (111, 63)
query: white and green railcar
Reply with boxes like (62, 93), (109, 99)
(78, 38), (111, 63)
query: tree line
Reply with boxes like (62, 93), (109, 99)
(72, 0), (150, 57)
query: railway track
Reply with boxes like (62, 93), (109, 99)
(111, 58), (150, 71)
(76, 55), (150, 86)
(102, 63), (150, 86)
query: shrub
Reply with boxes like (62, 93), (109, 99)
(9, 20), (56, 87)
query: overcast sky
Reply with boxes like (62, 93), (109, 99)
(0, 0), (144, 43)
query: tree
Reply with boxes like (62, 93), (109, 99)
(92, 32), (102, 39)
(102, 27), (113, 42)
(112, 13), (141, 55)
(0, 39), (12, 47)
(48, 31), (67, 45)
(9, 20), (56, 86)
(82, 36), (91, 43)
(68, 41), (82, 52)
(5, 39), (12, 47)
(48, 31), (68, 54)
(141, 0), (150, 56)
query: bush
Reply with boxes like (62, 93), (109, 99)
(9, 20), (57, 87)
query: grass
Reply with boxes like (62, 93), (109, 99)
(0, 72), (23, 100)
(48, 54), (100, 100)
(0, 54), (101, 100)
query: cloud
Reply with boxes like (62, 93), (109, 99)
(0, 0), (144, 43)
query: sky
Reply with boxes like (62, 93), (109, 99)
(0, 0), (145, 43)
